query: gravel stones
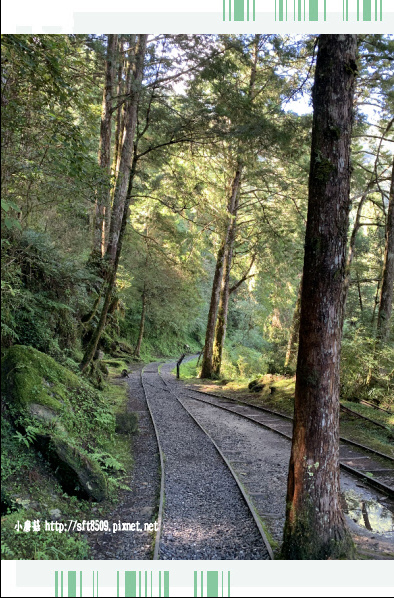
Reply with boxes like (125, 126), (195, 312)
(147, 362), (270, 560)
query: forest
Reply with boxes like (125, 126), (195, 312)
(1, 33), (393, 562)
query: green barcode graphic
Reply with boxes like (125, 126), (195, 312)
(223, 0), (256, 20)
(222, 1), (384, 21)
(119, 570), (169, 597)
(194, 571), (230, 598)
(355, 0), (383, 21)
(55, 570), (169, 597)
(55, 571), (86, 597)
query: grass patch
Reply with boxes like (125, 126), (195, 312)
(174, 357), (200, 381)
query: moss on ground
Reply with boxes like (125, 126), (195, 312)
(1, 345), (138, 559)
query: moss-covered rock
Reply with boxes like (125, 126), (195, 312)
(2, 344), (82, 413)
(1, 345), (109, 501)
(50, 436), (107, 501)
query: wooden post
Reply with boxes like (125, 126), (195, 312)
(176, 353), (186, 379)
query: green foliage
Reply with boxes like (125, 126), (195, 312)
(221, 345), (268, 380)
(341, 329), (394, 409)
(13, 426), (38, 448)
(1, 510), (89, 560)
(1, 229), (100, 357)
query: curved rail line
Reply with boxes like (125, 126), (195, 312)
(140, 365), (165, 560)
(339, 403), (391, 431)
(156, 366), (274, 560)
(183, 387), (394, 499)
(188, 387), (394, 463)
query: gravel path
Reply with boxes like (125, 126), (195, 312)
(89, 365), (160, 559)
(143, 362), (270, 560)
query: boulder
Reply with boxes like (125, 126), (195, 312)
(50, 437), (107, 502)
(2, 345), (109, 501)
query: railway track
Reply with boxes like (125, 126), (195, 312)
(140, 362), (273, 560)
(140, 366), (166, 560)
(181, 385), (394, 499)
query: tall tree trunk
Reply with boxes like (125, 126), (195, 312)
(93, 34), (118, 258)
(281, 34), (357, 560)
(81, 150), (139, 372)
(201, 37), (260, 379)
(106, 35), (147, 262)
(112, 37), (124, 180)
(212, 194), (239, 376)
(377, 158), (394, 342)
(284, 276), (302, 369)
(134, 286), (147, 358)
(200, 166), (242, 378)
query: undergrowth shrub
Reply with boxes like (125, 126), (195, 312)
(1, 229), (101, 359)
(340, 328), (394, 408)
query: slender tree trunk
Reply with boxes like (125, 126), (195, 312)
(200, 166), (242, 378)
(284, 276), (302, 369)
(200, 38), (260, 379)
(134, 286), (147, 358)
(112, 37), (124, 181)
(106, 35), (147, 262)
(93, 34), (118, 258)
(212, 206), (238, 376)
(282, 34), (357, 560)
(377, 158), (394, 342)
(81, 36), (147, 373)
(212, 244), (231, 376)
(80, 150), (140, 372)
(340, 186), (372, 318)
(371, 279), (381, 326)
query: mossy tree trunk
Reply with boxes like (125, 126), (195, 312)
(92, 34), (118, 259)
(377, 156), (394, 342)
(80, 35), (147, 373)
(80, 151), (139, 373)
(281, 34), (358, 560)
(212, 223), (235, 376)
(201, 37), (260, 379)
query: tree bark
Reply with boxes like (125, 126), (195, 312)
(134, 285), (147, 358)
(281, 34), (357, 560)
(112, 37), (124, 180)
(106, 35), (147, 262)
(212, 225), (234, 376)
(92, 34), (118, 258)
(284, 276), (302, 369)
(377, 158), (394, 342)
(200, 166), (242, 378)
(80, 149), (140, 372)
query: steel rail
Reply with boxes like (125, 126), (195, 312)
(140, 365), (166, 560)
